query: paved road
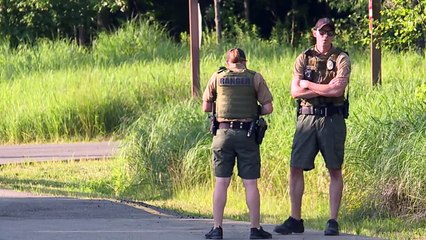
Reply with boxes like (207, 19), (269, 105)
(0, 189), (380, 240)
(0, 142), (381, 240)
(0, 141), (120, 164)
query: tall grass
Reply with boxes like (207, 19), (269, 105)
(0, 62), (190, 143)
(0, 19), (424, 239)
(116, 100), (211, 199)
(0, 39), (89, 81)
(0, 20), (189, 143)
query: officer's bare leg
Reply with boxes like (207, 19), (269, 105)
(290, 167), (304, 220)
(213, 177), (231, 227)
(328, 169), (343, 220)
(243, 179), (260, 228)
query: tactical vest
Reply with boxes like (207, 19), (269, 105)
(302, 47), (345, 107)
(215, 68), (258, 119)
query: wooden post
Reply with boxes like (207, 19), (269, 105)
(370, 0), (382, 85)
(189, 0), (200, 97)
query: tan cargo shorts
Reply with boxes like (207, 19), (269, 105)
(290, 114), (346, 171)
(212, 128), (261, 179)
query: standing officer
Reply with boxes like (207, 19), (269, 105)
(274, 18), (351, 236)
(202, 48), (273, 239)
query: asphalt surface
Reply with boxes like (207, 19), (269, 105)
(0, 189), (382, 240)
(0, 142), (381, 240)
(0, 141), (120, 164)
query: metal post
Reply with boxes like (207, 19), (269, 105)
(370, 0), (382, 86)
(189, 0), (200, 97)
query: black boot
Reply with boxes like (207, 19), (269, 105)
(273, 216), (304, 235)
(205, 226), (223, 239)
(324, 219), (339, 236)
(250, 226), (272, 239)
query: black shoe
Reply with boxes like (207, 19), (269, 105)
(205, 226), (223, 239)
(250, 226), (272, 239)
(273, 216), (304, 235)
(324, 219), (339, 236)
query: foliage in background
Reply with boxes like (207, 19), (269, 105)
(0, 0), (126, 46)
(378, 0), (426, 52)
(0, 20), (180, 82)
(1, 0), (425, 52)
(93, 19), (181, 64)
(323, 0), (426, 53)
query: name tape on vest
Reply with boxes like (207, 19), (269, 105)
(219, 77), (251, 86)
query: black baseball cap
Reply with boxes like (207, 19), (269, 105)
(314, 18), (335, 31)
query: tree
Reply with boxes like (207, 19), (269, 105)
(214, 0), (222, 43)
(376, 0), (425, 51)
(321, 0), (426, 52)
(412, 0), (425, 55)
(243, 0), (250, 21)
(0, 0), (126, 47)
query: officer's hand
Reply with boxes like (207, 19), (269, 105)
(299, 80), (310, 89)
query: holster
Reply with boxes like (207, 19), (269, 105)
(255, 118), (268, 145)
(209, 115), (218, 136)
(296, 99), (301, 117)
(342, 99), (349, 119)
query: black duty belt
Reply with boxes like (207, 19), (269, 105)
(218, 121), (252, 130)
(299, 106), (343, 117)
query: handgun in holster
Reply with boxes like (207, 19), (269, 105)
(296, 99), (301, 117)
(342, 82), (350, 119)
(342, 99), (349, 119)
(209, 102), (218, 136)
(255, 117), (268, 145)
(247, 105), (268, 145)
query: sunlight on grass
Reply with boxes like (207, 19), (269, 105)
(0, 159), (117, 198)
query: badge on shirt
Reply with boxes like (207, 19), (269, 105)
(327, 60), (335, 70)
(308, 57), (317, 70)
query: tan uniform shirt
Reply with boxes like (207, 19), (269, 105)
(293, 46), (351, 84)
(202, 63), (273, 122)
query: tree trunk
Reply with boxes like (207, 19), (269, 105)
(244, 0), (250, 22)
(291, 15), (296, 47)
(78, 25), (87, 46)
(412, 0), (425, 56)
(97, 8), (110, 31)
(214, 0), (222, 44)
(127, 0), (140, 19)
(290, 0), (297, 47)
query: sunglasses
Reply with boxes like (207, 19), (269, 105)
(317, 29), (335, 37)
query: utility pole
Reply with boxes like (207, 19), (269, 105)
(369, 0), (382, 85)
(189, 0), (200, 97)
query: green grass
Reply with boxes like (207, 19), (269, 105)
(0, 159), (118, 198)
(0, 20), (425, 240)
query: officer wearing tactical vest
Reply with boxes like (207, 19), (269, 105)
(274, 18), (351, 236)
(202, 48), (273, 239)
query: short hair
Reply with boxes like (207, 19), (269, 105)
(226, 48), (246, 63)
